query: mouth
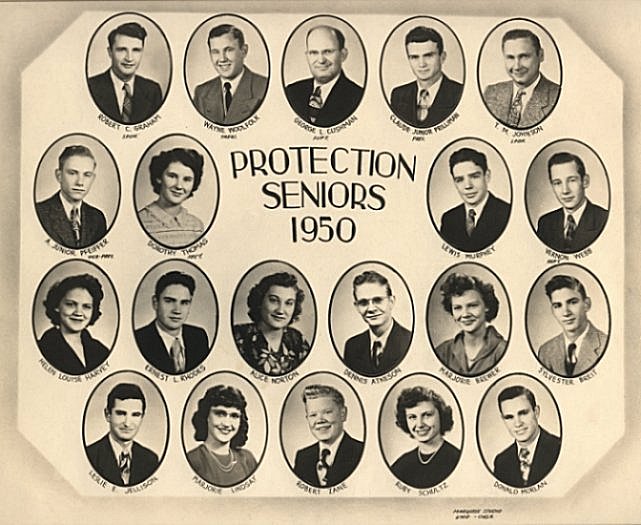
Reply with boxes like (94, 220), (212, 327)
(168, 316), (183, 323)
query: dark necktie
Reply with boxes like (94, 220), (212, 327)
(224, 82), (232, 113)
(564, 215), (577, 249)
(171, 337), (185, 373)
(316, 448), (331, 486)
(372, 340), (383, 368)
(308, 86), (322, 123)
(565, 342), (577, 376)
(70, 206), (81, 246)
(122, 82), (133, 123)
(518, 447), (530, 485)
(119, 451), (131, 485)
(507, 88), (525, 126)
(417, 88), (429, 121)
(466, 208), (476, 237)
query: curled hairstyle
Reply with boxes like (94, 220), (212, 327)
(501, 28), (541, 53)
(58, 145), (95, 171)
(449, 147), (488, 174)
(405, 26), (444, 54)
(191, 385), (249, 448)
(149, 148), (204, 197)
(108, 22), (147, 48)
(497, 385), (536, 413)
(440, 273), (499, 321)
(302, 384), (345, 408)
(107, 383), (146, 413)
(352, 270), (392, 299)
(43, 273), (104, 327)
(306, 25), (346, 50)
(544, 274), (587, 300)
(208, 24), (245, 47)
(547, 151), (586, 181)
(154, 271), (196, 298)
(395, 386), (454, 435)
(246, 272), (304, 324)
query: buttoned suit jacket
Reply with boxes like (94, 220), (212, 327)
(390, 75), (464, 128)
(343, 319), (412, 377)
(536, 200), (609, 253)
(483, 74), (560, 128)
(134, 321), (210, 374)
(493, 427), (561, 487)
(35, 192), (107, 249)
(538, 322), (607, 377)
(193, 67), (268, 126)
(88, 70), (163, 124)
(293, 432), (364, 488)
(439, 192), (511, 252)
(86, 434), (159, 487)
(285, 72), (363, 127)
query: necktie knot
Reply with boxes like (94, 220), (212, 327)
(223, 82), (232, 113)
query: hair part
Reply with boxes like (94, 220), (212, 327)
(497, 385), (536, 413)
(191, 385), (249, 448)
(246, 272), (304, 324)
(107, 383), (146, 413)
(302, 384), (345, 407)
(544, 274), (587, 300)
(108, 22), (147, 48)
(148, 148), (204, 197)
(439, 272), (499, 321)
(501, 28), (541, 53)
(395, 386), (454, 435)
(154, 271), (196, 298)
(208, 24), (245, 47)
(405, 26), (444, 54)
(449, 147), (488, 175)
(547, 151), (586, 181)
(43, 273), (104, 327)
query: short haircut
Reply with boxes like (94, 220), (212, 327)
(501, 28), (541, 53)
(108, 22), (147, 48)
(449, 147), (488, 175)
(395, 386), (454, 435)
(149, 148), (204, 197)
(302, 384), (345, 408)
(405, 26), (444, 54)
(306, 25), (346, 50)
(352, 270), (392, 299)
(246, 272), (304, 324)
(547, 151), (587, 181)
(43, 273), (104, 327)
(191, 385), (249, 447)
(208, 24), (245, 47)
(497, 385), (536, 414)
(439, 273), (500, 322)
(107, 383), (146, 413)
(58, 145), (95, 171)
(544, 274), (587, 301)
(154, 271), (196, 298)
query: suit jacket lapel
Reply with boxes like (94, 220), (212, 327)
(203, 78), (225, 123)
(576, 323), (603, 372)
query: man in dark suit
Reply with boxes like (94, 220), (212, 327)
(88, 22), (162, 124)
(536, 151), (608, 253)
(493, 385), (561, 487)
(35, 145), (107, 249)
(285, 25), (363, 128)
(483, 28), (560, 129)
(134, 271), (210, 375)
(294, 384), (364, 488)
(538, 274), (608, 377)
(193, 24), (267, 126)
(439, 147), (511, 252)
(390, 26), (463, 128)
(343, 270), (412, 377)
(86, 383), (159, 487)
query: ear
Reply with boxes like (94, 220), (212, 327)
(104, 407), (110, 422)
(55, 169), (62, 183)
(538, 48), (545, 63)
(388, 294), (396, 308)
(582, 173), (591, 189)
(340, 405), (347, 422)
(534, 405), (540, 419)
(241, 43), (248, 58)
(340, 47), (348, 62)
(485, 169), (492, 184)
(585, 296), (592, 311)
(152, 295), (158, 311)
(441, 50), (447, 64)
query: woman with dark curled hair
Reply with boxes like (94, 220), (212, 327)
(391, 386), (461, 488)
(137, 147), (205, 248)
(233, 272), (310, 376)
(187, 385), (257, 487)
(435, 273), (507, 376)
(37, 273), (110, 375)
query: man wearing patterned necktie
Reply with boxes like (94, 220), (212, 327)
(493, 385), (561, 488)
(134, 271), (210, 375)
(85, 383), (159, 487)
(537, 274), (608, 377)
(536, 151), (609, 253)
(35, 145), (107, 249)
(483, 28), (560, 129)
(88, 22), (163, 124)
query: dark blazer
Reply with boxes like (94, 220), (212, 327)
(483, 74), (560, 128)
(37, 327), (110, 375)
(536, 200), (609, 253)
(440, 192), (511, 252)
(285, 72), (363, 127)
(86, 434), (159, 487)
(390, 75), (463, 128)
(344, 319), (412, 377)
(88, 70), (163, 124)
(493, 427), (561, 487)
(294, 432), (364, 488)
(193, 67), (267, 126)
(134, 321), (210, 375)
(35, 192), (107, 249)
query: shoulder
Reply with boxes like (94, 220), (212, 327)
(295, 441), (318, 459)
(187, 444), (205, 463)
(391, 448), (416, 470)
(435, 338), (456, 358)
(538, 75), (560, 94)
(538, 207), (562, 225)
(391, 81), (414, 98)
(36, 193), (60, 213)
(236, 447), (258, 467)
(539, 427), (561, 451)
(245, 68), (268, 89)
(195, 77), (219, 96)
(83, 201), (106, 218)
(184, 323), (208, 339)
(588, 322), (607, 341)
(133, 440), (159, 463)
(345, 330), (368, 348)
(442, 75), (464, 93)
(81, 330), (109, 352)
(342, 432), (364, 453)
(391, 320), (411, 339)
(494, 442), (515, 464)
(441, 440), (461, 460)
(233, 322), (256, 339)
(285, 77), (312, 95)
(488, 193), (511, 212)
(135, 74), (162, 92)
(337, 73), (363, 96)
(88, 70), (110, 87)
(441, 203), (465, 222)
(86, 434), (109, 455)
(586, 200), (609, 220)
(484, 80), (511, 97)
